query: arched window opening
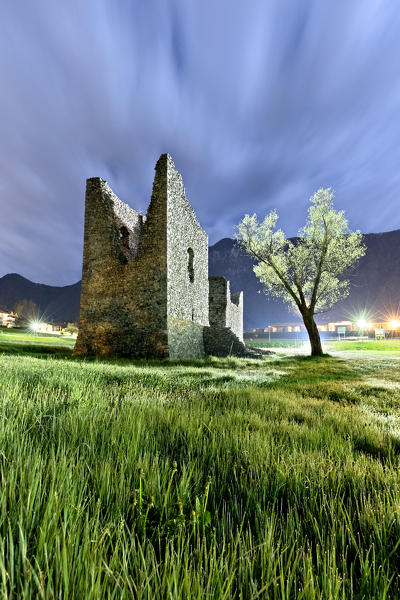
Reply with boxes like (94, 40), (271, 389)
(119, 226), (130, 251)
(187, 248), (194, 283)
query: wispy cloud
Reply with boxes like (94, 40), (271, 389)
(1, 0), (400, 284)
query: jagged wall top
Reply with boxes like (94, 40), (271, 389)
(75, 153), (243, 359)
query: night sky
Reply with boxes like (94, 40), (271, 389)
(1, 0), (400, 285)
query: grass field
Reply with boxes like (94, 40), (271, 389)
(246, 339), (305, 349)
(0, 331), (400, 598)
(247, 336), (400, 354)
(327, 339), (400, 353)
(0, 328), (76, 353)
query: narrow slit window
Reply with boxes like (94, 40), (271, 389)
(119, 226), (130, 251)
(187, 248), (194, 283)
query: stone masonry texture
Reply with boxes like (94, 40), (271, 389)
(74, 154), (244, 359)
(204, 276), (245, 357)
(208, 276), (243, 340)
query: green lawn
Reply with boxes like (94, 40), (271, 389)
(0, 333), (399, 598)
(326, 339), (400, 352)
(247, 337), (400, 354)
(246, 338), (304, 348)
(0, 328), (76, 354)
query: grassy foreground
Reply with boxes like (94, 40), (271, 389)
(246, 337), (400, 353)
(0, 333), (400, 598)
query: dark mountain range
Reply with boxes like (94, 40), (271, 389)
(0, 274), (81, 323)
(1, 229), (400, 329)
(209, 230), (400, 329)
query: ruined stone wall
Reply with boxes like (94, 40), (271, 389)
(227, 290), (243, 342)
(208, 276), (243, 341)
(204, 275), (244, 355)
(203, 326), (246, 357)
(113, 195), (144, 259)
(75, 154), (210, 360)
(74, 158), (170, 358)
(74, 153), (244, 360)
(208, 277), (227, 328)
(166, 155), (209, 359)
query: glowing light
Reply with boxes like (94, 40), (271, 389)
(30, 321), (42, 333)
(389, 319), (400, 329)
(356, 318), (368, 329)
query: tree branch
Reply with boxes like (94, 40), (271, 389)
(309, 217), (329, 311)
(244, 239), (303, 311)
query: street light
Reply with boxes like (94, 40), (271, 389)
(356, 318), (371, 338)
(30, 321), (42, 335)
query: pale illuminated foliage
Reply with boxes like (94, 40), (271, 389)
(236, 188), (366, 316)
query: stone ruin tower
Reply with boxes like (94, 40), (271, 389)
(74, 154), (244, 359)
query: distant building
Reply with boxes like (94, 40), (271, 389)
(267, 322), (304, 334)
(0, 309), (17, 328)
(249, 318), (400, 336)
(316, 320), (354, 333)
(35, 323), (62, 334)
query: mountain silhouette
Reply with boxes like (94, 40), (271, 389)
(209, 230), (400, 329)
(1, 229), (399, 329)
(0, 274), (81, 323)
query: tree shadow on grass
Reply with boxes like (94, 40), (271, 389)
(0, 340), (73, 358)
(0, 341), (74, 357)
(0, 340), (267, 370)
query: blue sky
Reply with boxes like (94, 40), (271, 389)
(1, 0), (400, 284)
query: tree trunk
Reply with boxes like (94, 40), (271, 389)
(302, 311), (323, 356)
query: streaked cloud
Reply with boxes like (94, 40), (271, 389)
(1, 0), (400, 284)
